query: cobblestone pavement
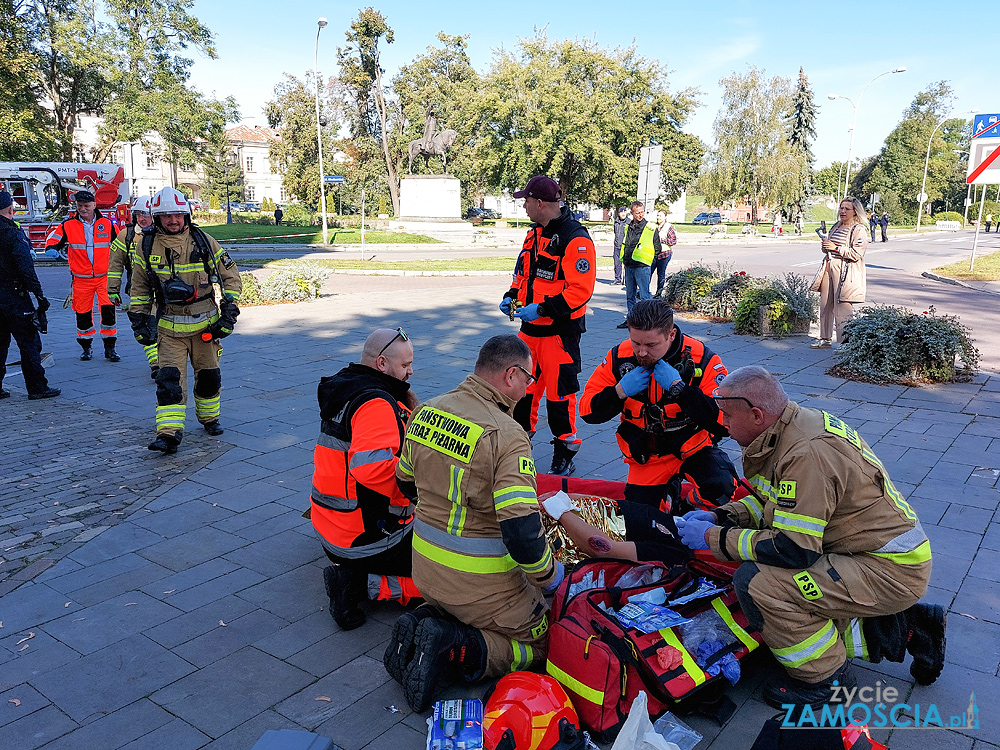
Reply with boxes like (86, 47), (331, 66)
(1, 266), (999, 750)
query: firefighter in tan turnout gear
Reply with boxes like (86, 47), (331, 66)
(674, 366), (946, 708)
(129, 187), (242, 454)
(386, 335), (563, 712)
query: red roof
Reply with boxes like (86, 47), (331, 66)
(225, 125), (281, 144)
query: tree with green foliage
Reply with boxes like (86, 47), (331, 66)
(854, 81), (967, 223)
(201, 142), (244, 208)
(699, 66), (802, 225)
(786, 67), (818, 216)
(336, 8), (399, 215)
(814, 162), (845, 197)
(467, 33), (702, 207)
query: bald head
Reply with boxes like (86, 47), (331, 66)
(714, 366), (788, 447)
(361, 328), (413, 382)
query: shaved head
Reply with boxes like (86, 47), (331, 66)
(361, 327), (413, 382)
(362, 328), (404, 362)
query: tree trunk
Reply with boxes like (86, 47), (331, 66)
(372, 53), (399, 216)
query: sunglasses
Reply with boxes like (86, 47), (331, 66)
(712, 388), (757, 411)
(377, 327), (409, 358)
(510, 364), (536, 385)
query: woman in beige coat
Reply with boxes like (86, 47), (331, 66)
(811, 197), (868, 348)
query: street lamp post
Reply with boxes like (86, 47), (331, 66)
(916, 111), (977, 232)
(828, 67), (906, 199)
(314, 18), (329, 245)
(219, 152), (234, 225)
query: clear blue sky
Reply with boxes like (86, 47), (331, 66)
(185, 0), (986, 171)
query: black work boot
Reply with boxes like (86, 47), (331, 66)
(403, 617), (487, 712)
(384, 604), (439, 685)
(203, 421), (224, 436)
(549, 439), (578, 477)
(324, 565), (366, 631)
(103, 337), (121, 362)
(905, 603), (947, 685)
(28, 387), (61, 400)
(79, 340), (93, 361)
(763, 660), (856, 710)
(147, 434), (180, 455)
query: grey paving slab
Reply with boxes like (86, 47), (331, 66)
(953, 577), (1000, 624)
(914, 479), (1000, 510)
(56, 560), (173, 608)
(235, 563), (328, 623)
(43, 591), (183, 655)
(0, 582), (81, 632)
(925, 524), (984, 561)
(275, 655), (390, 731)
(905, 665), (999, 742)
(161, 566), (268, 612)
(223, 529), (323, 579)
(36, 699), (174, 750)
(285, 620), (393, 678)
(315, 680), (413, 750)
(252, 610), (337, 660)
(117, 717), (211, 750)
(0, 630), (81, 692)
(931, 551), (976, 593)
(0, 704), (77, 750)
(200, 710), (303, 750)
(137, 526), (249, 572)
(143, 480), (223, 513)
(945, 611), (1000, 676)
(209, 501), (291, 534)
(138, 557), (241, 600)
(0, 683), (50, 728)
(941, 505), (995, 534)
(150, 646), (314, 738)
(66, 524), (166, 567)
(143, 595), (260, 650)
(200, 480), (294, 513)
(232, 508), (312, 543)
(131, 499), (234, 538)
(173, 608), (287, 667)
(30, 634), (195, 723)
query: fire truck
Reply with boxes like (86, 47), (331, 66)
(0, 162), (131, 260)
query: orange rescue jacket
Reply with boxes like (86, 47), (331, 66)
(45, 213), (116, 279)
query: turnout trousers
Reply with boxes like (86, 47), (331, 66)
(154, 333), (222, 440)
(734, 554), (929, 683)
(514, 329), (582, 445)
(72, 276), (116, 341)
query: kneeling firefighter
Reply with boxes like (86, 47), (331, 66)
(128, 187), (242, 454)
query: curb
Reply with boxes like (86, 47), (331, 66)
(921, 271), (1000, 296)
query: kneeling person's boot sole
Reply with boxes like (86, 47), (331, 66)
(403, 618), (483, 712)
(324, 565), (365, 631)
(907, 603), (946, 685)
(384, 605), (438, 685)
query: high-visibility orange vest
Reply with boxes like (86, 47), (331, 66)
(45, 214), (115, 279)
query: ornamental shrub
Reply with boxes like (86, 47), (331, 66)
(732, 273), (817, 336)
(279, 204), (317, 226)
(661, 264), (727, 309)
(259, 261), (331, 302)
(239, 272), (263, 306)
(933, 211), (964, 224)
(696, 272), (764, 320)
(833, 305), (979, 384)
(733, 287), (782, 335)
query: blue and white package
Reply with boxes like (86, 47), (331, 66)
(614, 601), (692, 633)
(426, 698), (484, 750)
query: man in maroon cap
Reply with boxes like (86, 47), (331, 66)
(500, 175), (596, 475)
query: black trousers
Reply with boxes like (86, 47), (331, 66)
(0, 306), (49, 394)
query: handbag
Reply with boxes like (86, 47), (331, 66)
(809, 257), (828, 292)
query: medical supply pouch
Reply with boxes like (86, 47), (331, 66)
(545, 556), (763, 743)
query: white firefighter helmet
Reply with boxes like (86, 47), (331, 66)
(131, 195), (152, 214)
(150, 186), (190, 216)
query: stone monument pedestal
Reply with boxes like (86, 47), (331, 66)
(399, 174), (462, 221)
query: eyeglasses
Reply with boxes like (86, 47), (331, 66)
(509, 364), (536, 385)
(377, 327), (408, 358)
(712, 388), (757, 411)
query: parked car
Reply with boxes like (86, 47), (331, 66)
(244, 202), (261, 213)
(465, 207), (484, 219)
(480, 208), (501, 220)
(693, 212), (723, 225)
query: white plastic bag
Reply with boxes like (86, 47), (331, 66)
(610, 692), (681, 750)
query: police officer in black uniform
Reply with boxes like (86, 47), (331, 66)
(0, 190), (60, 400)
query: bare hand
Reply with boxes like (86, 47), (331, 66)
(821, 240), (836, 252)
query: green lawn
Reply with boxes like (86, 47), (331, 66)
(931, 249), (1000, 281)
(250, 257), (615, 272)
(199, 224), (441, 244)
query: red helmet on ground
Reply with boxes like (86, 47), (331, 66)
(483, 672), (585, 750)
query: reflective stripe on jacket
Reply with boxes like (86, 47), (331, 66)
(45, 215), (116, 278)
(620, 222), (655, 266)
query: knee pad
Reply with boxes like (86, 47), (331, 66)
(99, 305), (116, 326)
(155, 367), (183, 405)
(194, 368), (221, 398)
(733, 563), (765, 631)
(75, 311), (94, 330)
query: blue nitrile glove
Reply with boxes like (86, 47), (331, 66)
(543, 560), (565, 594)
(683, 510), (718, 524)
(675, 516), (713, 550)
(653, 359), (682, 390)
(499, 298), (514, 316)
(618, 365), (651, 397)
(514, 303), (541, 322)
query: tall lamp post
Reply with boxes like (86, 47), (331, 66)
(828, 67), (906, 199)
(314, 17), (329, 245)
(916, 110), (977, 232)
(218, 151), (235, 225)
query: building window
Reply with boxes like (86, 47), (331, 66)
(146, 153), (157, 169)
(180, 161), (194, 172)
(148, 185), (157, 197)
(246, 185), (256, 200)
(245, 156), (254, 172)
(279, 187), (286, 201)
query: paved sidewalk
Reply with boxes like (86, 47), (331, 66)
(1, 269), (999, 750)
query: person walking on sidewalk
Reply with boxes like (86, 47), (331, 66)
(312, 327), (422, 631)
(500, 175), (597, 476)
(387, 335), (562, 712)
(618, 201), (661, 327)
(985, 213), (993, 233)
(129, 187), (242, 455)
(675, 366), (946, 708)
(611, 206), (628, 285)
(811, 198), (867, 349)
(0, 190), (59, 401)
(44, 190), (121, 362)
(108, 196), (158, 376)
(652, 209), (676, 297)
(869, 210), (879, 240)
(880, 210), (890, 242)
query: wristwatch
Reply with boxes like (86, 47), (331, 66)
(668, 380), (685, 398)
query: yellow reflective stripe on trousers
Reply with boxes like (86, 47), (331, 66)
(772, 510), (827, 538)
(843, 618), (868, 660)
(143, 344), (159, 365)
(711, 598), (758, 652)
(155, 405), (186, 430)
(510, 641), (533, 671)
(658, 628), (706, 686)
(868, 540), (932, 565)
(195, 396), (220, 420)
(546, 661), (605, 705)
(493, 485), (537, 511)
(771, 619), (839, 669)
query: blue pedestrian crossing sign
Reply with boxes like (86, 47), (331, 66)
(973, 115), (1000, 139)
(323, 175), (345, 184)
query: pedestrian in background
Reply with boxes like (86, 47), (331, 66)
(811, 197), (868, 349)
(880, 210), (890, 242)
(0, 190), (59, 400)
(986, 213), (993, 233)
(611, 206), (628, 285)
(652, 209), (676, 297)
(869, 209), (879, 240)
(274, 206), (283, 226)
(617, 201), (660, 328)
(794, 211), (804, 235)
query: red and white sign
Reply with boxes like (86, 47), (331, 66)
(968, 114), (1000, 185)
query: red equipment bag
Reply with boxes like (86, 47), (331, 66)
(545, 555), (763, 743)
